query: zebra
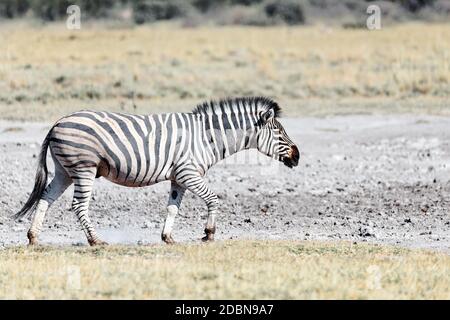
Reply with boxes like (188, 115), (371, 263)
(15, 96), (299, 246)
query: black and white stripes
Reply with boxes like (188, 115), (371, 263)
(16, 96), (299, 245)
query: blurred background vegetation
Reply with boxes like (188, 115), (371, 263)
(0, 0), (449, 26)
(0, 1), (448, 120)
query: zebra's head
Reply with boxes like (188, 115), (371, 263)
(256, 107), (299, 168)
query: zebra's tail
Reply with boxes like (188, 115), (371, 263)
(14, 129), (52, 219)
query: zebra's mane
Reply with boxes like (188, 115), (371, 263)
(192, 97), (281, 118)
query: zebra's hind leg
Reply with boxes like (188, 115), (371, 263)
(71, 170), (107, 246)
(161, 182), (186, 244)
(28, 163), (72, 245)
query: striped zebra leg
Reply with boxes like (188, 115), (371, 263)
(176, 174), (219, 242)
(161, 182), (186, 244)
(71, 171), (107, 246)
(27, 166), (72, 245)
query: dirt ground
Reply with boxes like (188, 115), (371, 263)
(0, 114), (449, 251)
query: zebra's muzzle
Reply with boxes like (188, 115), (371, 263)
(283, 145), (299, 168)
(282, 157), (298, 168)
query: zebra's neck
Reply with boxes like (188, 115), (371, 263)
(198, 111), (259, 168)
(190, 96), (281, 171)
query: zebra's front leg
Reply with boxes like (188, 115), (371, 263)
(161, 182), (185, 245)
(177, 175), (219, 242)
(202, 207), (217, 242)
(72, 174), (107, 246)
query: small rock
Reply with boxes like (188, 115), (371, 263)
(55, 76), (66, 84)
(420, 204), (429, 213)
(260, 205), (269, 214)
(358, 226), (376, 238)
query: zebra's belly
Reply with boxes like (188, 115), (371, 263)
(98, 159), (175, 188)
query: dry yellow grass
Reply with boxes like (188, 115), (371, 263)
(0, 22), (449, 121)
(0, 240), (449, 299)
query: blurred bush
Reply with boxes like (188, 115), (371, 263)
(399, 0), (436, 12)
(264, 0), (305, 25)
(133, 0), (192, 24)
(1, 0), (122, 20)
(0, 0), (30, 18)
(193, 0), (265, 12)
(32, 0), (76, 21)
(0, 0), (447, 24)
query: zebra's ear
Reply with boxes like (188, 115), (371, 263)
(261, 108), (275, 123)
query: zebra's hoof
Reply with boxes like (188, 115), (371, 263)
(88, 239), (109, 246)
(202, 228), (215, 242)
(201, 235), (214, 242)
(27, 230), (38, 246)
(162, 233), (175, 244)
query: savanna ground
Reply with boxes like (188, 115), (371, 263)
(0, 22), (449, 299)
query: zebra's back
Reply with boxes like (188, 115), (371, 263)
(50, 110), (191, 187)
